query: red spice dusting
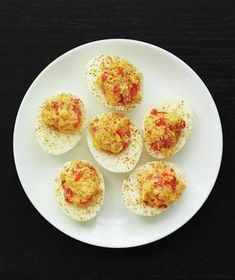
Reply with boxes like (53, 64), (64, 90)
(147, 174), (153, 180)
(150, 109), (158, 115)
(64, 188), (73, 203)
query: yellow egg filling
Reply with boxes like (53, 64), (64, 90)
(96, 56), (142, 108)
(144, 108), (186, 157)
(137, 162), (185, 209)
(41, 93), (83, 133)
(89, 112), (131, 154)
(60, 161), (103, 208)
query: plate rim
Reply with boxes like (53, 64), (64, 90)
(13, 38), (223, 248)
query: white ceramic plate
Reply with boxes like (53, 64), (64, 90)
(13, 39), (223, 248)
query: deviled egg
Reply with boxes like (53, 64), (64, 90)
(35, 93), (86, 155)
(87, 112), (142, 173)
(122, 161), (186, 216)
(55, 160), (105, 222)
(143, 99), (192, 159)
(85, 55), (143, 110)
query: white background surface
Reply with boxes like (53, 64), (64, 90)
(13, 39), (223, 248)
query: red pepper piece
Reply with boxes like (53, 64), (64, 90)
(51, 101), (59, 110)
(179, 120), (186, 129)
(73, 98), (80, 105)
(116, 128), (126, 137)
(163, 175), (178, 190)
(130, 84), (138, 95)
(75, 172), (83, 181)
(162, 137), (172, 148)
(113, 84), (120, 94)
(155, 117), (165, 126)
(151, 109), (158, 115)
(150, 142), (161, 151)
(117, 67), (124, 74)
(159, 203), (168, 209)
(73, 119), (80, 128)
(122, 92), (133, 104)
(64, 188), (73, 203)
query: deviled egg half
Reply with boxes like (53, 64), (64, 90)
(35, 93), (86, 155)
(85, 55), (143, 111)
(55, 160), (105, 222)
(122, 161), (186, 216)
(87, 112), (142, 173)
(143, 99), (192, 159)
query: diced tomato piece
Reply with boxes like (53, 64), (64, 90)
(147, 174), (153, 180)
(179, 120), (186, 129)
(75, 172), (83, 181)
(151, 109), (158, 115)
(64, 188), (73, 203)
(155, 117), (165, 126)
(51, 101), (59, 110)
